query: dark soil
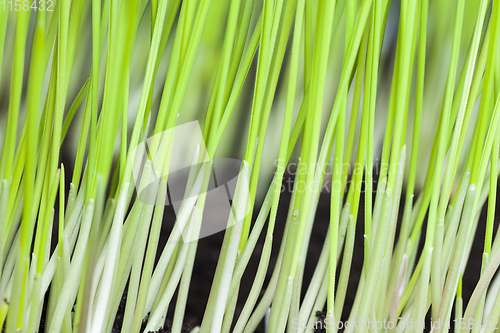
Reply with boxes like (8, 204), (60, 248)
(315, 311), (328, 333)
(109, 173), (331, 333)
(111, 290), (193, 333)
(2, 169), (498, 333)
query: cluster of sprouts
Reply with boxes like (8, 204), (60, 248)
(1, 0), (500, 332)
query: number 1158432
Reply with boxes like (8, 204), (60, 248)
(1, 0), (54, 11)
